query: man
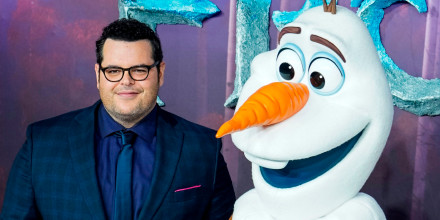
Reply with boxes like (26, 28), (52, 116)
(1, 18), (235, 219)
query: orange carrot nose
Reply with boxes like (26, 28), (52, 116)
(216, 82), (309, 138)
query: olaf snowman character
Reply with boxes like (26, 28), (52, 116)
(217, 2), (393, 220)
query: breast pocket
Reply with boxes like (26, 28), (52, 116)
(169, 184), (209, 202)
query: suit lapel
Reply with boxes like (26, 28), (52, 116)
(68, 102), (106, 220)
(139, 109), (183, 220)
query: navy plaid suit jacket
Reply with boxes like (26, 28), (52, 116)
(1, 101), (235, 219)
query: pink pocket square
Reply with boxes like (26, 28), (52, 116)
(174, 185), (202, 192)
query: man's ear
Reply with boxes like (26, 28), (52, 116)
(95, 63), (100, 89)
(158, 61), (165, 87)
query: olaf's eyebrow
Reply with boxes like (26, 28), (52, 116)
(278, 27), (301, 44)
(310, 34), (346, 63)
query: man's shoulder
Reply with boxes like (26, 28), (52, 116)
(30, 101), (98, 129)
(158, 108), (216, 135)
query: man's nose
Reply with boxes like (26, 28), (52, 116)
(120, 70), (135, 85)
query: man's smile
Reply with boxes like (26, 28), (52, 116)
(116, 90), (141, 98)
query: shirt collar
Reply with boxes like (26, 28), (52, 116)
(98, 104), (157, 142)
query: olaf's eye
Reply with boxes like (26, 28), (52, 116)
(276, 44), (305, 82)
(308, 53), (345, 95)
(310, 71), (325, 89)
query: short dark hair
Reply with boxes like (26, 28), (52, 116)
(95, 18), (163, 65)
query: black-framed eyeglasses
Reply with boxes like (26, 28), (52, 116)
(99, 61), (160, 82)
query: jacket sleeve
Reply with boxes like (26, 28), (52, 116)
(1, 124), (41, 219)
(205, 138), (236, 220)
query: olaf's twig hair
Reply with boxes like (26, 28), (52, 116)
(323, 0), (337, 14)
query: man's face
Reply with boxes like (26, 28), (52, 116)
(95, 39), (165, 127)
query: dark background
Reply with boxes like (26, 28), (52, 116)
(1, 0), (439, 219)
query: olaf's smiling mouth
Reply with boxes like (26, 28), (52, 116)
(260, 129), (364, 188)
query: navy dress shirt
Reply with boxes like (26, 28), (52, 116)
(95, 104), (157, 220)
